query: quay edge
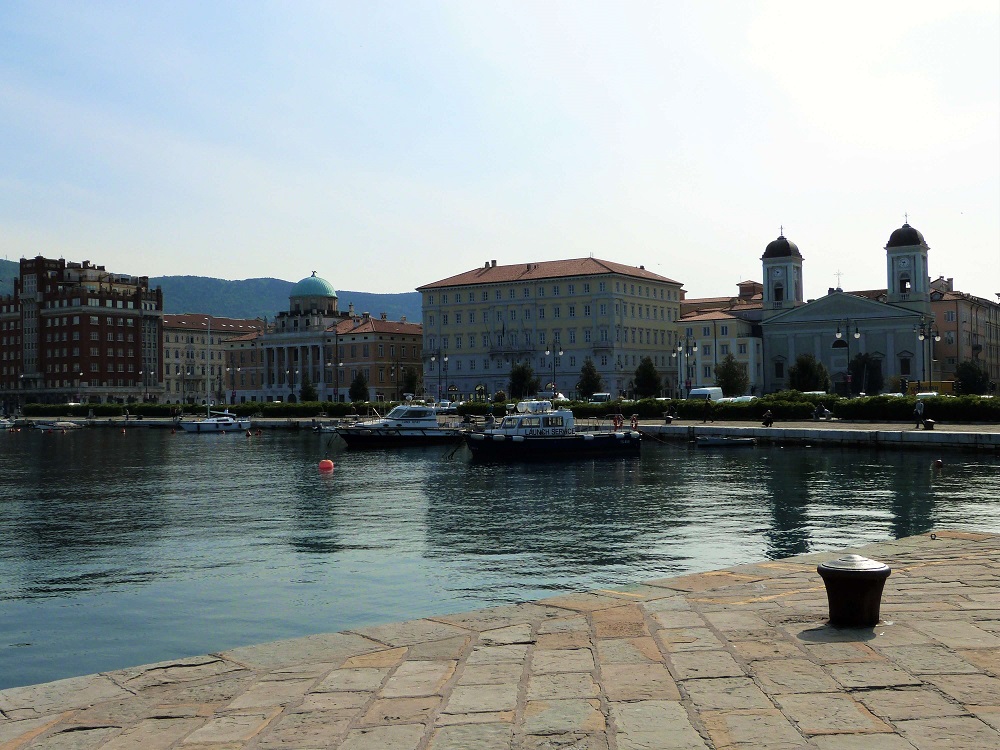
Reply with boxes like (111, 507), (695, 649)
(643, 422), (1000, 452)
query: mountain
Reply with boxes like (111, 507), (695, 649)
(150, 276), (422, 322)
(0, 263), (421, 322)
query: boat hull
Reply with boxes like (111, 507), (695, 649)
(336, 428), (464, 448)
(465, 430), (641, 460)
(179, 419), (250, 433)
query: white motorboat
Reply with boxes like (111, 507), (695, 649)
(336, 404), (464, 448)
(35, 421), (83, 432)
(178, 410), (250, 433)
(465, 400), (640, 460)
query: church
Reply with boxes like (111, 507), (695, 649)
(759, 223), (933, 394)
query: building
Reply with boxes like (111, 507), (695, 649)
(757, 223), (949, 394)
(676, 310), (763, 396)
(0, 256), (163, 409)
(161, 314), (264, 405)
(417, 258), (684, 400)
(251, 273), (422, 403)
(680, 222), (1000, 395)
(928, 277), (999, 387)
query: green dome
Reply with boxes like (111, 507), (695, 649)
(290, 272), (337, 299)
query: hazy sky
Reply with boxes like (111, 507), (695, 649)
(2, 1), (997, 300)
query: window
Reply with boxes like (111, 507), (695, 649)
(509, 310), (516, 320)
(455, 312), (461, 324)
(720, 325), (728, 336)
(568, 306), (576, 318)
(538, 308), (545, 320)
(442, 294), (449, 304)
(599, 304), (606, 316)
(584, 305), (591, 316)
(568, 284), (575, 294)
(702, 345), (710, 355)
(720, 345), (729, 355)
(553, 307), (560, 319)
(584, 329), (592, 342)
(523, 288), (529, 298)
(496, 290), (502, 300)
(583, 283), (590, 293)
(599, 282), (606, 292)
(442, 314), (449, 325)
(553, 286), (560, 296)
(469, 292), (474, 302)
(775, 361), (785, 378)
(945, 310), (956, 322)
(900, 357), (911, 376)
(738, 343), (747, 355)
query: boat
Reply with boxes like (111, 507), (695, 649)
(35, 421), (83, 432)
(178, 410), (251, 433)
(695, 435), (757, 447)
(464, 400), (640, 460)
(0, 417), (14, 430)
(335, 404), (465, 448)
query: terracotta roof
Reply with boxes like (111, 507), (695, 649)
(680, 310), (745, 322)
(163, 314), (264, 333)
(332, 317), (423, 336)
(417, 258), (680, 290)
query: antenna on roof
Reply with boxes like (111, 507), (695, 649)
(904, 212), (908, 225)
(834, 269), (843, 288)
(779, 225), (784, 237)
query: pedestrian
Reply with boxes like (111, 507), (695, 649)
(914, 399), (925, 429)
(702, 398), (713, 423)
(762, 409), (774, 428)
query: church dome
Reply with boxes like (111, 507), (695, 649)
(885, 223), (925, 248)
(762, 233), (802, 259)
(290, 271), (337, 299)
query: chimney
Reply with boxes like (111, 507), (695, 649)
(400, 316), (406, 323)
(348, 302), (354, 315)
(947, 278), (954, 291)
(491, 260), (497, 267)
(380, 312), (387, 320)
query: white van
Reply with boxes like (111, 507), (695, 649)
(687, 387), (724, 401)
(589, 393), (613, 403)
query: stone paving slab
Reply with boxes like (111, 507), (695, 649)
(2, 530), (999, 748)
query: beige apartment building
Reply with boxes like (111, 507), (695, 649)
(417, 258), (684, 400)
(161, 314), (264, 405)
(677, 311), (762, 396)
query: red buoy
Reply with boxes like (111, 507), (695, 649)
(318, 459), (335, 473)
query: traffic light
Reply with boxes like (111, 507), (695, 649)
(899, 377), (908, 394)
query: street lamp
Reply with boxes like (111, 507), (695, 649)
(442, 356), (448, 401)
(672, 337), (695, 397)
(834, 321), (862, 395)
(916, 320), (941, 388)
(226, 366), (240, 404)
(544, 348), (563, 398)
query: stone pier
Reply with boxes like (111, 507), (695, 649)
(1, 530), (998, 748)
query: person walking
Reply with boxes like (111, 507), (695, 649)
(914, 399), (925, 429)
(702, 398), (713, 423)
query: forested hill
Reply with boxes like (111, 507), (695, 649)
(152, 276), (421, 321)
(0, 264), (421, 322)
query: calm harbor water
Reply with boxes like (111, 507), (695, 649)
(1, 427), (998, 690)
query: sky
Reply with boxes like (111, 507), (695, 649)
(1, 1), (998, 300)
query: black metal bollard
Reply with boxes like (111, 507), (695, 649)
(817, 555), (891, 627)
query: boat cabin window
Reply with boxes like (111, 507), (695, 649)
(542, 416), (564, 427)
(520, 417), (541, 428)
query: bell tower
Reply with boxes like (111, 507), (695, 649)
(885, 220), (930, 314)
(761, 229), (804, 321)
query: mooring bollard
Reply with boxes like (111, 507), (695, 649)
(816, 554), (891, 627)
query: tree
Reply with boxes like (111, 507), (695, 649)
(714, 353), (750, 396)
(633, 357), (661, 398)
(349, 371), (369, 402)
(401, 366), (419, 397)
(577, 357), (603, 399)
(955, 359), (991, 395)
(788, 354), (832, 393)
(508, 362), (540, 399)
(847, 353), (884, 395)
(299, 374), (318, 402)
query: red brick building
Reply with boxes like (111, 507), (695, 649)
(0, 256), (164, 409)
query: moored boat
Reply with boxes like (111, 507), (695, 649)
(35, 420), (83, 432)
(336, 404), (465, 448)
(178, 410), (251, 433)
(695, 435), (756, 447)
(465, 400), (640, 460)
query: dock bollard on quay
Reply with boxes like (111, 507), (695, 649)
(816, 554), (891, 627)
